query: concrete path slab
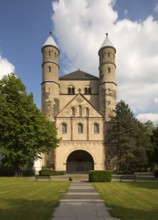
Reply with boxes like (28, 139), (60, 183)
(51, 181), (121, 220)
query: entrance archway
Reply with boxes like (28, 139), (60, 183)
(66, 150), (94, 173)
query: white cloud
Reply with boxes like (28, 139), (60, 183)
(137, 113), (158, 125)
(52, 0), (118, 72)
(154, 3), (158, 13)
(124, 9), (128, 17)
(51, 0), (158, 124)
(0, 56), (15, 79)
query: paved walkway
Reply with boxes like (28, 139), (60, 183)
(51, 181), (121, 220)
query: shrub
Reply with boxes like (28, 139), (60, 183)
(39, 169), (65, 176)
(88, 170), (112, 182)
(22, 169), (35, 176)
(0, 167), (15, 176)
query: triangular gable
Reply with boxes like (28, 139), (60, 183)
(56, 94), (103, 118)
(60, 69), (98, 80)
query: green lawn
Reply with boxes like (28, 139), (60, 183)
(93, 181), (158, 220)
(0, 177), (70, 220)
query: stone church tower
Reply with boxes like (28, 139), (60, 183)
(98, 33), (117, 121)
(41, 32), (116, 173)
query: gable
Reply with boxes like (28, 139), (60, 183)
(60, 69), (99, 80)
(56, 94), (103, 118)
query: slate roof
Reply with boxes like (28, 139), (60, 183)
(42, 32), (58, 48)
(60, 69), (99, 80)
(100, 33), (115, 51)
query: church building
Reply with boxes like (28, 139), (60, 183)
(41, 32), (117, 173)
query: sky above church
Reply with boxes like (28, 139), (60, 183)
(0, 0), (158, 124)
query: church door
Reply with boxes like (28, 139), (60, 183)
(66, 150), (94, 173)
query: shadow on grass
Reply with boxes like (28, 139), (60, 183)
(0, 197), (59, 220)
(121, 181), (158, 190)
(109, 204), (158, 220)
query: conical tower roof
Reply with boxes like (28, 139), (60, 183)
(99, 33), (115, 51)
(42, 32), (58, 49)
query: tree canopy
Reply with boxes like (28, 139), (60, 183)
(149, 125), (158, 168)
(0, 73), (60, 175)
(107, 100), (153, 172)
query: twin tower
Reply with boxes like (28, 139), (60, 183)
(41, 32), (117, 172)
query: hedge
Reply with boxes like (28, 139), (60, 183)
(0, 167), (35, 176)
(0, 167), (15, 176)
(88, 170), (112, 182)
(39, 169), (65, 176)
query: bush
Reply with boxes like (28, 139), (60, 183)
(0, 167), (15, 176)
(39, 169), (65, 176)
(89, 170), (112, 182)
(22, 169), (35, 176)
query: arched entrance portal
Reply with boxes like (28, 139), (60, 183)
(66, 150), (94, 173)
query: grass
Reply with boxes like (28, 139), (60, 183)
(0, 177), (70, 220)
(93, 181), (158, 220)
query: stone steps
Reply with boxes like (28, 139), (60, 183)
(52, 181), (121, 220)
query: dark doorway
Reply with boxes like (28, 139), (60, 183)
(66, 150), (94, 173)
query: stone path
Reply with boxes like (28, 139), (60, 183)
(51, 181), (121, 220)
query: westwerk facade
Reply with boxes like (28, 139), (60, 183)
(40, 32), (117, 173)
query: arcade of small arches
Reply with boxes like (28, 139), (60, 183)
(71, 105), (90, 117)
(68, 86), (91, 95)
(71, 105), (89, 117)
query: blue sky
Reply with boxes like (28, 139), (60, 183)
(114, 0), (158, 21)
(0, 0), (54, 109)
(0, 0), (158, 124)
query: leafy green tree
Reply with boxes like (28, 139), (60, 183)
(107, 100), (151, 172)
(149, 125), (158, 168)
(0, 73), (60, 175)
(133, 120), (153, 171)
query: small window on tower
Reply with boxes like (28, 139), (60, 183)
(108, 67), (111, 73)
(108, 52), (110, 57)
(48, 66), (51, 72)
(49, 51), (51, 56)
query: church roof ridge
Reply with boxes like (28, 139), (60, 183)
(60, 69), (98, 80)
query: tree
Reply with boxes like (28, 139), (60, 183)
(0, 73), (60, 175)
(149, 125), (158, 168)
(133, 120), (153, 171)
(107, 100), (151, 172)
